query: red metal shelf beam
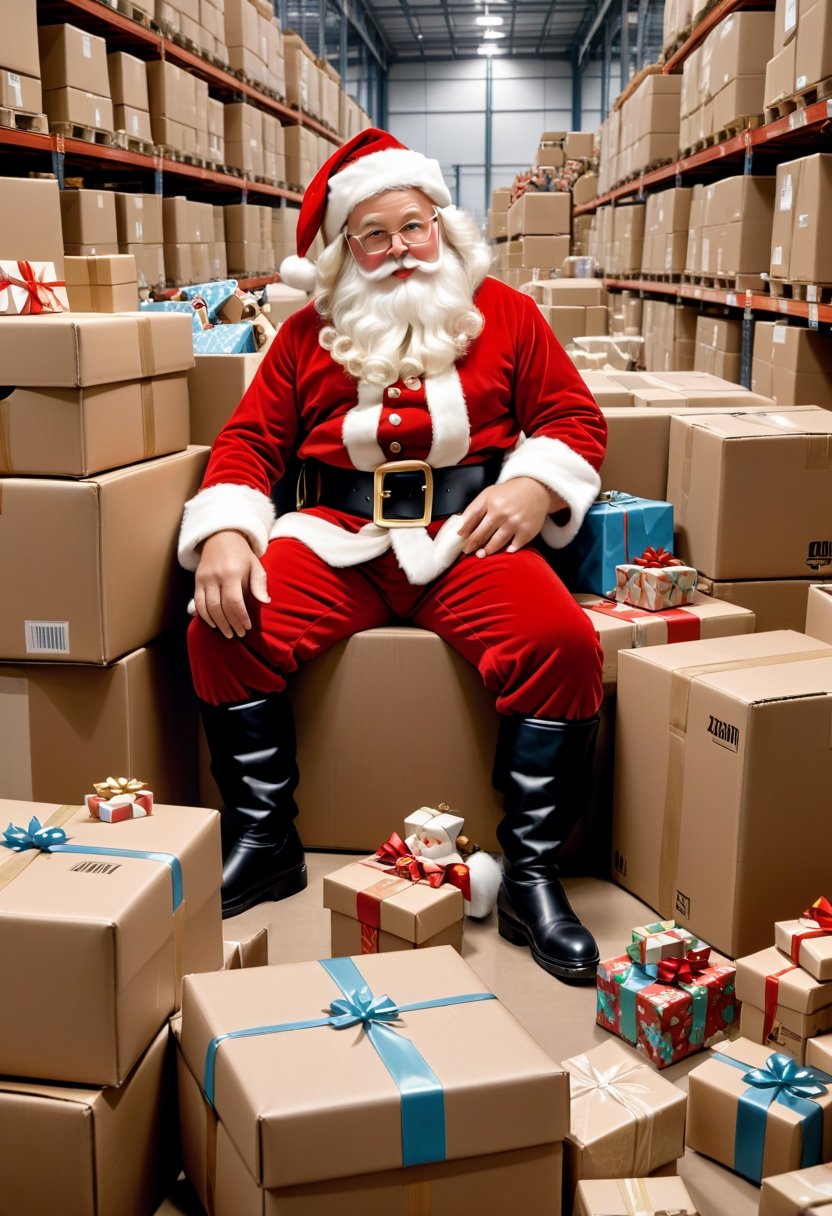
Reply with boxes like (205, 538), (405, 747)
(603, 278), (832, 325)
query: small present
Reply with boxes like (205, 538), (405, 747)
(597, 953), (645, 1043)
(635, 950), (737, 1069)
(557, 492), (675, 596)
(614, 548), (697, 611)
(192, 322), (258, 354)
(177, 947), (570, 1209)
(575, 1176), (698, 1216)
(562, 1039), (686, 1198)
(628, 920), (702, 965)
(0, 259), (68, 315)
(323, 857), (463, 956)
(759, 1163), (832, 1216)
(775, 898), (832, 982)
(686, 1038), (832, 1184)
(737, 945), (832, 1065)
(85, 776), (153, 822)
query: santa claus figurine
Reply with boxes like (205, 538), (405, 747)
(178, 128), (606, 982)
(403, 805), (502, 921)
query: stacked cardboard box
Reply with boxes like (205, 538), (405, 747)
(770, 153), (832, 285)
(163, 197), (214, 285)
(60, 188), (119, 257)
(107, 51), (152, 145)
(642, 298), (696, 371)
(766, 0), (832, 110)
(687, 175), (775, 286)
(693, 316), (743, 383)
(0, 0), (42, 118)
(116, 192), (166, 293)
(597, 108), (621, 194)
(64, 253), (139, 312)
(223, 0), (283, 93)
(607, 203), (645, 277)
(680, 10), (774, 149)
(318, 58), (341, 133)
(206, 96), (225, 165)
(39, 23), (113, 135)
(499, 191), (571, 275)
(617, 75), (681, 181)
(641, 187), (691, 276)
(285, 122), (320, 188)
(224, 203), (275, 275)
(284, 32), (320, 119)
(261, 110), (286, 184)
(486, 186), (512, 241)
(147, 59), (201, 157)
(752, 321), (832, 407)
(199, 0), (228, 62)
(210, 205), (229, 280)
(271, 205), (299, 265)
(224, 101), (264, 178)
(662, 0), (694, 55)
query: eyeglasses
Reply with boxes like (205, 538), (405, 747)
(345, 211), (438, 255)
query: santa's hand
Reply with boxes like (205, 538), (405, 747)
(457, 477), (567, 557)
(194, 530), (270, 639)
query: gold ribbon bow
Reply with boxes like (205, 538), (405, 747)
(564, 1053), (656, 1177)
(93, 776), (148, 799)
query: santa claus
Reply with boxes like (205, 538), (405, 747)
(178, 128), (607, 981)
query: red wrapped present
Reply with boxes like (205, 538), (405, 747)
(596, 954), (653, 1044)
(635, 952), (738, 1069)
(85, 776), (154, 822)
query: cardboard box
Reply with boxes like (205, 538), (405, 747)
(697, 576), (832, 632)
(807, 583), (832, 642)
(0, 68), (41, 112)
(60, 189), (118, 248)
(737, 943), (832, 1060)
(578, 591), (755, 688)
(709, 11), (776, 93)
(613, 631), (832, 956)
(520, 234), (570, 269)
(0, 373), (189, 476)
(38, 23), (110, 97)
(222, 926), (269, 970)
(106, 51), (149, 110)
(0, 630), (199, 808)
(795, 0), (832, 93)
(526, 278), (607, 308)
(575, 1177), (698, 1216)
(752, 321), (832, 409)
(114, 192), (164, 246)
(0, 0), (40, 78)
(507, 191), (571, 237)
(0, 179), (65, 290)
(187, 351), (264, 446)
(323, 859), (464, 956)
(564, 131), (595, 160)
(771, 154), (832, 283)
(0, 446), (208, 663)
(686, 1037), (832, 1183)
(124, 242), (166, 291)
(667, 408), (832, 579)
(766, 40), (797, 110)
(113, 103), (152, 143)
(0, 1022), (179, 1216)
(177, 947), (568, 1206)
(0, 796), (220, 1086)
(43, 86), (113, 132)
(774, 0), (799, 48)
(562, 1040), (686, 1194)
(759, 1163), (832, 1216)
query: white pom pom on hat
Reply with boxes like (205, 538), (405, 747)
(278, 127), (452, 291)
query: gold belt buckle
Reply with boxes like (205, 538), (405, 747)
(373, 460), (433, 528)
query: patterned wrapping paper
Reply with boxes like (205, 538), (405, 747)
(597, 951), (738, 1068)
(192, 323), (258, 354)
(614, 563), (698, 611)
(628, 922), (702, 965)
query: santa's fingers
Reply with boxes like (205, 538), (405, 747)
(456, 497), (489, 550)
(469, 523), (516, 558)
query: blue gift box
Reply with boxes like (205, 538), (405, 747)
(140, 299), (202, 333)
(177, 280), (239, 320)
(192, 323), (258, 354)
(556, 491), (675, 596)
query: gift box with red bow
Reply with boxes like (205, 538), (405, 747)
(737, 944), (832, 1065)
(85, 776), (154, 823)
(597, 948), (737, 1068)
(775, 898), (832, 983)
(322, 848), (464, 957)
(614, 547), (698, 612)
(628, 919), (702, 965)
(0, 260), (68, 316)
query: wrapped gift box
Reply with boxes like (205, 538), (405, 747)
(598, 951), (737, 1068)
(759, 1163), (832, 1215)
(0, 1022), (179, 1216)
(686, 1038), (832, 1184)
(192, 321), (258, 355)
(556, 492), (674, 596)
(0, 259), (68, 315)
(177, 947), (569, 1214)
(323, 858), (463, 956)
(775, 900), (832, 982)
(628, 920), (701, 965)
(737, 945), (832, 1065)
(575, 1176), (698, 1216)
(562, 1040), (686, 1200)
(0, 798), (222, 1087)
(614, 561), (697, 611)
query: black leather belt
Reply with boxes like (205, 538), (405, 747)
(302, 456), (504, 528)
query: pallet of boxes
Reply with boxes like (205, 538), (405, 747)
(0, 0), (47, 134)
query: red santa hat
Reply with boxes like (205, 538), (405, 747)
(279, 127), (452, 292)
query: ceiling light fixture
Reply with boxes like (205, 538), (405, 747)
(477, 43), (504, 54)
(482, 28), (505, 39)
(475, 14), (503, 25)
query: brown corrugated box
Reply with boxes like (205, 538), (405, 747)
(575, 1176), (698, 1216)
(113, 102), (152, 142)
(795, 0), (832, 93)
(759, 1163), (832, 1216)
(178, 947), (568, 1205)
(806, 583), (832, 642)
(187, 351), (263, 446)
(564, 131), (595, 159)
(774, 0), (799, 47)
(0, 0), (40, 78)
(613, 631), (832, 956)
(106, 50), (149, 110)
(43, 86), (113, 132)
(709, 11), (775, 93)
(0, 446), (208, 663)
(163, 196), (212, 244)
(38, 23), (110, 96)
(520, 234), (570, 269)
(697, 575), (832, 632)
(737, 944), (832, 1062)
(0, 68), (41, 112)
(0, 633), (199, 808)
(324, 860), (464, 956)
(752, 321), (832, 408)
(60, 189), (118, 248)
(507, 192), (571, 237)
(667, 407), (832, 579)
(765, 39), (797, 109)
(0, 177), (65, 278)
(122, 242), (165, 290)
(0, 1022), (179, 1216)
(115, 192), (164, 246)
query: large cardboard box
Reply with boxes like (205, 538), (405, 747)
(759, 1164), (832, 1216)
(38, 23), (110, 97)
(807, 583), (832, 642)
(0, 177), (65, 277)
(0, 67), (41, 112)
(795, 0), (832, 93)
(771, 154), (832, 283)
(43, 86), (113, 133)
(177, 948), (568, 1212)
(0, 633), (199, 807)
(751, 321), (832, 409)
(106, 51), (150, 110)
(0, 0), (40, 79)
(575, 1178), (697, 1216)
(507, 191), (571, 237)
(0, 446), (208, 663)
(667, 408), (832, 579)
(697, 576), (832, 632)
(0, 799), (221, 1085)
(709, 10), (776, 93)
(0, 1023), (179, 1216)
(613, 630), (832, 956)
(60, 189), (118, 248)
(187, 351), (264, 445)
(114, 192), (164, 246)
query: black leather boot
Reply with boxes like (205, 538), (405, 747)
(496, 714), (600, 981)
(199, 692), (307, 919)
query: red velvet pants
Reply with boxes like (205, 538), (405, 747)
(188, 539), (603, 720)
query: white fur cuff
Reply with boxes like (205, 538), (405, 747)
(178, 483), (277, 571)
(498, 435), (601, 549)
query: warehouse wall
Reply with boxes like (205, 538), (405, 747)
(386, 58), (611, 222)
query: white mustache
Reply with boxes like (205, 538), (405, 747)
(353, 240), (444, 283)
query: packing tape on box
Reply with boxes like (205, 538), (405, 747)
(657, 648), (832, 916)
(136, 314), (160, 377)
(564, 1052), (655, 1176)
(140, 380), (157, 459)
(616, 1176), (677, 1215)
(584, 598), (701, 643)
(0, 396), (11, 474)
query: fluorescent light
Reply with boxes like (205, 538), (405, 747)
(475, 14), (503, 24)
(482, 27), (505, 38)
(477, 43), (504, 54)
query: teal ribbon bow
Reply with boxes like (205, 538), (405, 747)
(202, 956), (497, 1168)
(1, 816), (183, 911)
(713, 1051), (832, 1183)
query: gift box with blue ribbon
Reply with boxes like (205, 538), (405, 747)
(553, 492), (675, 597)
(687, 1038), (832, 1184)
(192, 322), (258, 355)
(176, 946), (570, 1209)
(0, 798), (222, 1088)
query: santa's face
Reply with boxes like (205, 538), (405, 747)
(344, 188), (440, 281)
(410, 827), (453, 860)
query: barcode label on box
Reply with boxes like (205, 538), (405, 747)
(82, 34), (92, 58)
(8, 73), (21, 107)
(25, 622), (70, 654)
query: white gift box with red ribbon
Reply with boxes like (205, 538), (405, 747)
(0, 260), (69, 316)
(85, 791), (154, 823)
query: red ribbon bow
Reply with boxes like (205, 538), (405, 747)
(373, 831), (410, 865)
(633, 546), (682, 569)
(656, 952), (711, 986)
(0, 260), (66, 315)
(802, 897), (832, 930)
(374, 833), (471, 900)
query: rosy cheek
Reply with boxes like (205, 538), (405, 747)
(407, 228), (440, 262)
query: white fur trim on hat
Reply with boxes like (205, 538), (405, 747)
(178, 483), (276, 571)
(324, 148), (452, 243)
(279, 254), (318, 293)
(497, 435), (601, 549)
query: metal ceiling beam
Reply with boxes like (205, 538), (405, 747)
(508, 0), (519, 54)
(439, 0), (459, 56)
(535, 0), (560, 54)
(324, 1), (394, 69)
(575, 0), (618, 65)
(397, 0), (428, 60)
